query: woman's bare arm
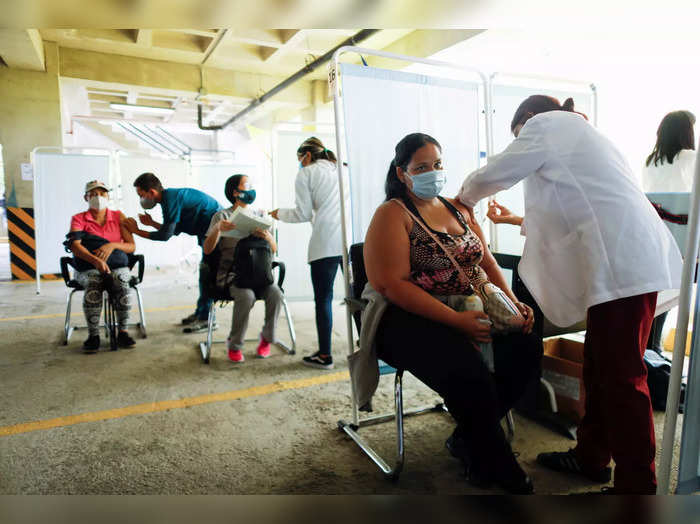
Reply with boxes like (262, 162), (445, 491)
(364, 201), (490, 341)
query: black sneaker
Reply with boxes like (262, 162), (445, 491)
(183, 320), (218, 334)
(181, 313), (199, 325)
(117, 331), (136, 348)
(537, 449), (612, 483)
(302, 352), (334, 370)
(83, 335), (100, 353)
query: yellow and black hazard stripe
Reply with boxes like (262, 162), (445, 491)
(7, 207), (36, 280)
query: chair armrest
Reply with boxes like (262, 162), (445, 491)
(272, 261), (286, 290)
(130, 254), (145, 284)
(60, 257), (75, 285)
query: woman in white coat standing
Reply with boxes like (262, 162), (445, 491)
(642, 110), (696, 193)
(642, 110), (696, 354)
(270, 137), (344, 370)
(458, 95), (682, 494)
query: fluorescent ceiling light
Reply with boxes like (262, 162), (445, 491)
(109, 103), (175, 115)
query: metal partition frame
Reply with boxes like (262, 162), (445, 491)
(330, 46), (493, 429)
(658, 141), (700, 494)
(490, 72), (598, 126)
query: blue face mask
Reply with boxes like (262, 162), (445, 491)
(298, 161), (304, 170)
(409, 170), (447, 200)
(237, 189), (256, 205)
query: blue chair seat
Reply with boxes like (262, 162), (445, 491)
(378, 359), (397, 376)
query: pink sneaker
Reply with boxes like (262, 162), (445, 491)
(256, 336), (271, 358)
(228, 348), (244, 363)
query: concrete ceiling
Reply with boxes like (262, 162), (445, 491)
(40, 29), (416, 131)
(39, 29), (414, 79)
(2, 28), (484, 139)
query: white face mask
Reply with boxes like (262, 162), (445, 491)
(88, 195), (109, 210)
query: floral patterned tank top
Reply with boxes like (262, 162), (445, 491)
(401, 197), (488, 296)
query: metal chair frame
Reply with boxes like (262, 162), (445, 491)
(60, 255), (148, 345)
(338, 243), (515, 481)
(199, 261), (296, 364)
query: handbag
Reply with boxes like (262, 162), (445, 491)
(392, 199), (525, 333)
(63, 231), (129, 272)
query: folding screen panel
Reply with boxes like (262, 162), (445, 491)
(34, 152), (111, 275)
(339, 63), (481, 244)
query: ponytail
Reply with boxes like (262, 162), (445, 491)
(385, 158), (407, 201)
(561, 97), (588, 121)
(297, 137), (337, 164)
(561, 97), (575, 111)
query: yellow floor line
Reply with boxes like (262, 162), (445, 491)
(0, 304), (194, 323)
(0, 371), (350, 438)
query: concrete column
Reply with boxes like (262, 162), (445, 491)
(0, 41), (61, 279)
(0, 41), (62, 208)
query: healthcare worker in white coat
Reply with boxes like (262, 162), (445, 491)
(270, 137), (345, 370)
(458, 95), (682, 494)
(642, 110), (696, 354)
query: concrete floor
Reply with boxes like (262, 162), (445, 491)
(0, 268), (687, 494)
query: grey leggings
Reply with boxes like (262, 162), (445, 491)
(75, 268), (132, 335)
(227, 284), (283, 350)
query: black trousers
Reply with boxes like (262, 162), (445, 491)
(376, 304), (542, 470)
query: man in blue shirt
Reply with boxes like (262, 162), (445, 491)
(125, 172), (221, 331)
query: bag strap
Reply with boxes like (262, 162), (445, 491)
(392, 198), (472, 289)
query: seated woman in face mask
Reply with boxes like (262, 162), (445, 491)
(67, 180), (136, 353)
(203, 174), (282, 363)
(361, 133), (542, 494)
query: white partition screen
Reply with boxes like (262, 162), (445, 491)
(117, 155), (197, 269)
(339, 63), (481, 243)
(273, 129), (345, 300)
(34, 152), (111, 276)
(490, 82), (595, 255)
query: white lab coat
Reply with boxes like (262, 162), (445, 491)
(642, 149), (696, 193)
(277, 159), (347, 263)
(459, 111), (682, 327)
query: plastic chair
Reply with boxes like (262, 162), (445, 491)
(338, 243), (515, 481)
(198, 261), (296, 364)
(60, 254), (148, 347)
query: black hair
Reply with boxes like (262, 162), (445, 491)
(385, 133), (442, 201)
(297, 136), (337, 164)
(510, 95), (589, 132)
(224, 174), (247, 204)
(133, 172), (163, 193)
(645, 110), (696, 167)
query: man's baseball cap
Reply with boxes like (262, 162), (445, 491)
(84, 180), (110, 193)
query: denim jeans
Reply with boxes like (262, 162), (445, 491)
(310, 256), (342, 356)
(195, 245), (214, 320)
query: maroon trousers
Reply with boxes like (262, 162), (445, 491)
(574, 292), (658, 494)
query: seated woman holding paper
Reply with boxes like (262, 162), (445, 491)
(361, 133), (542, 494)
(203, 174), (282, 363)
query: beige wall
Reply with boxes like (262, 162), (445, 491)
(0, 41), (62, 208)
